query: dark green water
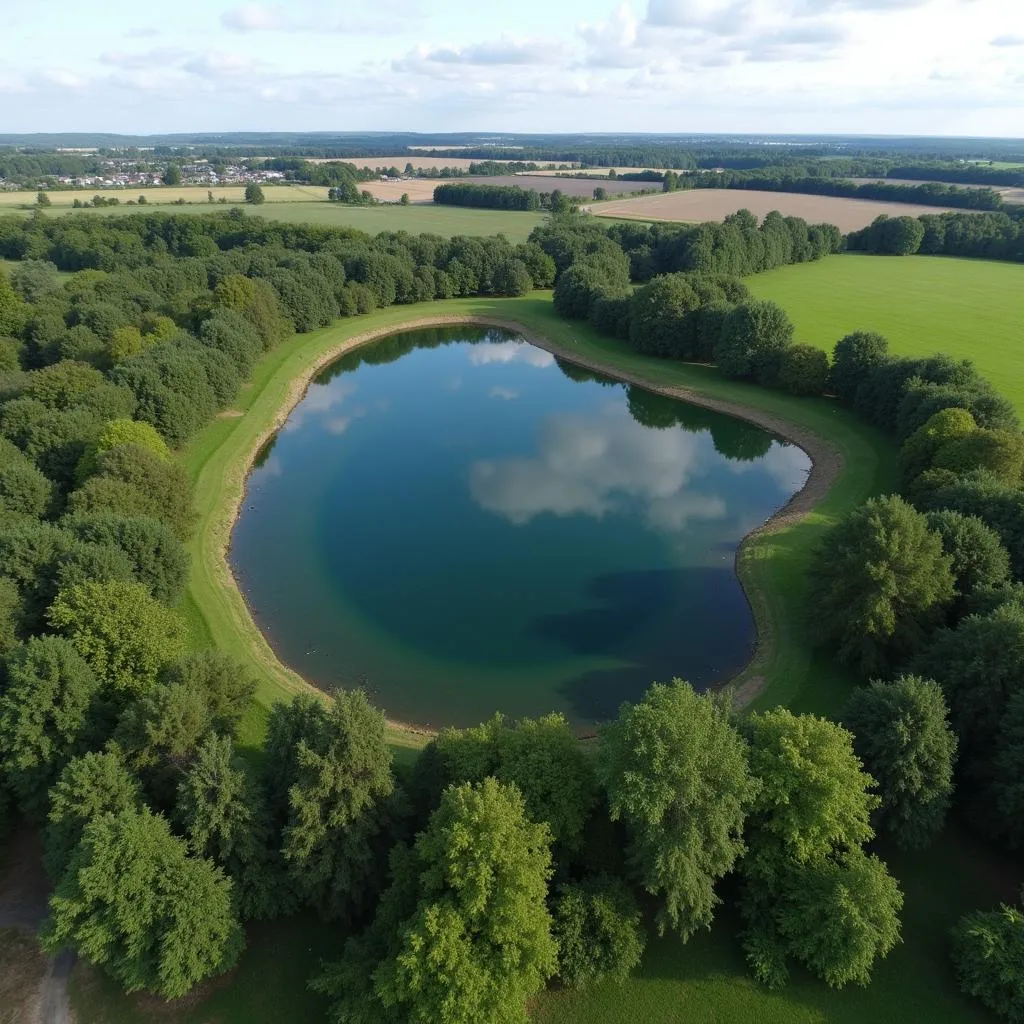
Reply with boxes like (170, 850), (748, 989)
(230, 326), (810, 729)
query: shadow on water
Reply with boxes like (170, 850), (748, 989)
(532, 567), (756, 723)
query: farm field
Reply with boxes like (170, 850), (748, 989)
(38, 200), (548, 241)
(363, 173), (655, 202)
(0, 184), (327, 207)
(591, 188), (958, 232)
(746, 253), (1024, 414)
(848, 177), (1024, 203)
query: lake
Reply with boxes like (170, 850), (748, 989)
(230, 325), (810, 729)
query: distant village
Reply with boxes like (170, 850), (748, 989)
(0, 156), (288, 192)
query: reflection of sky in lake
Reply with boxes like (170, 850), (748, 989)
(470, 402), (728, 534)
(231, 326), (811, 728)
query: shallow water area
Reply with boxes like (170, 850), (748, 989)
(230, 325), (810, 729)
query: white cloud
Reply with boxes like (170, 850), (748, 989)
(992, 34), (1024, 47)
(489, 387), (520, 400)
(396, 37), (567, 72)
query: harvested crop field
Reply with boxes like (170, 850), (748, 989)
(0, 185), (327, 208)
(361, 174), (655, 203)
(591, 189), (959, 232)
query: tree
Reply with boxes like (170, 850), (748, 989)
(778, 343), (830, 396)
(63, 512), (188, 606)
(914, 601), (1024, 757)
(934, 427), (1024, 485)
(48, 579), (188, 694)
(315, 778), (557, 1024)
(553, 875), (646, 989)
(76, 419), (170, 483)
(417, 712), (596, 857)
(162, 164), (182, 186)
(41, 807), (243, 999)
(740, 709), (895, 989)
(244, 183), (265, 205)
(161, 651), (256, 736)
(842, 676), (956, 849)
(715, 300), (794, 385)
(743, 709), (878, 888)
(114, 681), (215, 807)
(399, 193), (410, 205)
(627, 274), (701, 359)
(43, 749), (142, 879)
(951, 900), (1024, 1023)
(279, 690), (395, 919)
(925, 509), (1011, 603)
(593, 187), (608, 201)
(36, 191), (51, 207)
(0, 636), (103, 821)
(808, 495), (954, 675)
(775, 850), (903, 988)
(830, 331), (888, 405)
(989, 692), (1024, 849)
(598, 681), (755, 939)
(899, 407), (978, 486)
(67, 443), (195, 541)
(176, 733), (282, 921)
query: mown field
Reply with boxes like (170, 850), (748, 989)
(28, 199), (548, 242)
(68, 291), (1015, 1024)
(591, 189), (958, 232)
(746, 253), (1024, 415)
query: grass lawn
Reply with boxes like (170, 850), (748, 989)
(71, 293), (1010, 1024)
(746, 253), (1024, 415)
(33, 200), (549, 242)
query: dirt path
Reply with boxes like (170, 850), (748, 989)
(218, 314), (842, 720)
(0, 829), (74, 1024)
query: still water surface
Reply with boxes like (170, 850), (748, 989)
(231, 326), (810, 728)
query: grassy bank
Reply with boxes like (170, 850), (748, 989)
(747, 253), (1024, 415)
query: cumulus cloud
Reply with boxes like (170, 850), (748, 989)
(100, 48), (186, 70)
(221, 0), (422, 34)
(578, 4), (648, 68)
(395, 37), (566, 74)
(992, 34), (1024, 47)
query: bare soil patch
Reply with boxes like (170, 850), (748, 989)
(360, 179), (438, 203)
(591, 188), (960, 232)
(0, 929), (47, 1024)
(308, 156), (536, 171)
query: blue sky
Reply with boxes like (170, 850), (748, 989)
(3, 0), (1024, 136)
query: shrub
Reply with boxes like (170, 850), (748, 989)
(554, 876), (646, 989)
(778, 343), (829, 396)
(715, 300), (794, 385)
(951, 902), (1024, 1023)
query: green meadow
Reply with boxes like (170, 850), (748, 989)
(746, 253), (1024, 415)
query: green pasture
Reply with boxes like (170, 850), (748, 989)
(43, 200), (548, 242)
(747, 253), (1024, 415)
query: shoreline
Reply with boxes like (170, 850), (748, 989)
(210, 314), (842, 737)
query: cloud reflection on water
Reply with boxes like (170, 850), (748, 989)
(469, 403), (729, 533)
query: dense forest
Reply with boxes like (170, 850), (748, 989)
(0, 204), (1021, 1022)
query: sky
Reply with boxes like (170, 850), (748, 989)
(2, 0), (1024, 137)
